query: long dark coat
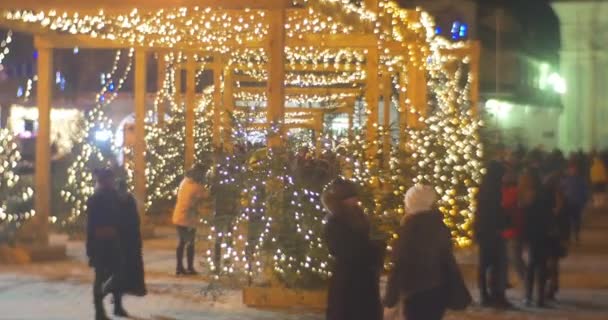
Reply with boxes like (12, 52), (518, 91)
(385, 210), (471, 313)
(86, 188), (122, 270)
(324, 207), (384, 320)
(117, 193), (147, 296)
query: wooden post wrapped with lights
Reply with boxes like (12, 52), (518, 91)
(365, 46), (380, 159)
(267, 9), (286, 149)
(185, 53), (196, 169)
(406, 64), (427, 129)
(134, 49), (147, 218)
(33, 40), (52, 245)
(469, 41), (481, 115)
(213, 55), (223, 149)
(223, 65), (235, 153)
(381, 72), (392, 167)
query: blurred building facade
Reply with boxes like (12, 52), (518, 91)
(552, 0), (608, 152)
(398, 0), (563, 150)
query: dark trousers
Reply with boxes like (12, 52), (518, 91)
(570, 211), (582, 244)
(93, 266), (123, 315)
(176, 226), (196, 271)
(507, 238), (526, 283)
(478, 238), (507, 302)
(525, 245), (548, 304)
(546, 257), (560, 299)
(404, 287), (447, 320)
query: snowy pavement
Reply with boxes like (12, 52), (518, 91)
(1, 212), (608, 319)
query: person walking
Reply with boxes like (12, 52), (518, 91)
(474, 161), (511, 308)
(86, 168), (126, 320)
(521, 169), (552, 307)
(590, 155), (607, 208)
(562, 163), (588, 244)
(172, 164), (210, 276)
(322, 178), (384, 320)
(384, 185), (471, 320)
(116, 180), (147, 298)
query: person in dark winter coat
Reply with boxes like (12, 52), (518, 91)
(561, 163), (588, 244)
(384, 185), (471, 320)
(86, 168), (126, 320)
(474, 161), (511, 308)
(521, 169), (553, 307)
(544, 173), (571, 301)
(322, 178), (384, 320)
(116, 180), (147, 297)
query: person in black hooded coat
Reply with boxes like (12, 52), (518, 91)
(474, 161), (511, 308)
(322, 178), (384, 320)
(116, 180), (147, 297)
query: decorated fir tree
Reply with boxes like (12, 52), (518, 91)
(0, 128), (35, 243)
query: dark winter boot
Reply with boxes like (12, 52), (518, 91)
(95, 303), (110, 320)
(186, 244), (198, 275)
(113, 294), (129, 317)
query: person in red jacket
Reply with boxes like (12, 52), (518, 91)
(502, 170), (526, 286)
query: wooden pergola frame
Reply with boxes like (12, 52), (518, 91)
(0, 0), (480, 244)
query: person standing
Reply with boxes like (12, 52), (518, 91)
(545, 173), (571, 302)
(116, 180), (147, 298)
(172, 164), (210, 276)
(502, 170), (526, 285)
(86, 168), (126, 320)
(521, 169), (552, 307)
(562, 163), (588, 244)
(384, 185), (471, 320)
(474, 161), (511, 308)
(590, 155), (607, 208)
(322, 178), (384, 320)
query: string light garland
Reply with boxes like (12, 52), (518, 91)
(0, 29), (12, 65)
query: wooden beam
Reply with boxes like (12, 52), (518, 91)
(134, 50), (147, 218)
(398, 70), (408, 145)
(185, 53), (196, 169)
(233, 74), (365, 85)
(0, 0), (291, 11)
(267, 9), (286, 148)
(235, 87), (361, 96)
(34, 46), (52, 245)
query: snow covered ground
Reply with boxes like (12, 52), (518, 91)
(1, 211), (607, 319)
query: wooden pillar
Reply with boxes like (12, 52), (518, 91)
(213, 57), (223, 149)
(315, 115), (324, 157)
(382, 73), (392, 165)
(407, 64), (427, 128)
(223, 66), (234, 152)
(469, 41), (481, 116)
(134, 50), (147, 217)
(267, 9), (286, 149)
(398, 70), (408, 144)
(34, 45), (52, 245)
(156, 53), (166, 126)
(348, 111), (354, 138)
(185, 53), (196, 169)
(366, 47), (380, 158)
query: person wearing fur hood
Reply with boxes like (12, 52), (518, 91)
(384, 185), (471, 320)
(322, 177), (385, 320)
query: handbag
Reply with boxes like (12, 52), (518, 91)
(444, 253), (472, 310)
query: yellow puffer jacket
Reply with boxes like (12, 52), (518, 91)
(590, 157), (608, 185)
(172, 177), (211, 227)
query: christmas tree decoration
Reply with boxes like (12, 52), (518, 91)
(0, 128), (34, 243)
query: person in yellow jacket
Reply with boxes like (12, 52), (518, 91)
(172, 164), (211, 275)
(590, 156), (607, 208)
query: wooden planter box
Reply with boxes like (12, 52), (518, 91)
(243, 287), (327, 310)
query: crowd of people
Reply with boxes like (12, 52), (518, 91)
(84, 145), (605, 320)
(475, 147), (604, 309)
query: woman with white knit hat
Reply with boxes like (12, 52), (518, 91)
(384, 184), (471, 320)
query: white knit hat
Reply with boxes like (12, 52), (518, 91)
(404, 184), (436, 215)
